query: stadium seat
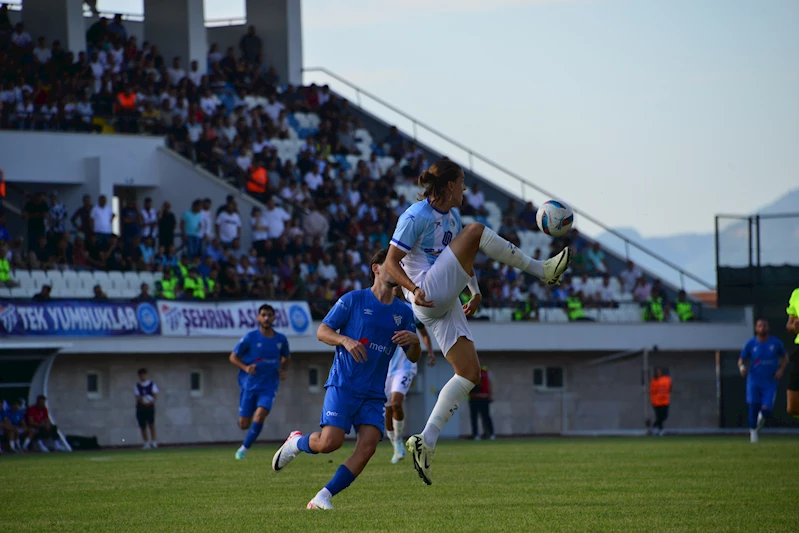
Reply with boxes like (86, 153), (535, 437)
(62, 270), (79, 289)
(11, 270), (31, 288)
(46, 270), (64, 286)
(10, 287), (36, 298)
(30, 270), (48, 290)
(107, 271), (125, 290)
(123, 271), (141, 290)
(0, 287), (11, 298)
(77, 271), (95, 290)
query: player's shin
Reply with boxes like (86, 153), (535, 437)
(242, 422), (263, 449)
(296, 433), (318, 454)
(422, 374), (475, 447)
(478, 226), (544, 278)
(393, 418), (404, 440)
(748, 403), (760, 430)
(323, 464), (357, 497)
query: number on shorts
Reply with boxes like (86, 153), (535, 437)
(442, 231), (453, 246)
(401, 375), (411, 387)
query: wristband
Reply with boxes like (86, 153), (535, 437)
(739, 365), (746, 372)
(467, 275), (481, 296)
(412, 286), (420, 295)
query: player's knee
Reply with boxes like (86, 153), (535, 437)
(459, 367), (481, 385)
(463, 222), (485, 241)
(238, 419), (251, 430)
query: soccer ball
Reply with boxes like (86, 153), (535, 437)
(536, 200), (574, 237)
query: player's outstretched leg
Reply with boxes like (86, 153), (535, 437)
(308, 425), (381, 511)
(273, 425), (346, 472)
(448, 223), (572, 286)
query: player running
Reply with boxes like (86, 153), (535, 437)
(386, 286), (435, 464)
(271, 249), (420, 510)
(384, 159), (571, 485)
(738, 319), (788, 443)
(228, 304), (290, 459)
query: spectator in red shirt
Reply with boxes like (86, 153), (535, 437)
(26, 395), (68, 452)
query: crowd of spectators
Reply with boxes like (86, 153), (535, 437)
(0, 13), (682, 322)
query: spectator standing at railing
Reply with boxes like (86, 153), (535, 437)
(23, 192), (48, 251)
(620, 260), (642, 294)
(464, 184), (485, 216)
(216, 201), (242, 249)
(585, 242), (608, 274)
(181, 199), (203, 258)
(239, 26), (262, 65)
(121, 198), (141, 245)
(90, 194), (113, 247)
(140, 197), (158, 240)
(47, 192), (67, 246)
(158, 201), (176, 249)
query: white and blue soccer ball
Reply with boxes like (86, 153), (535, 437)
(536, 200), (574, 237)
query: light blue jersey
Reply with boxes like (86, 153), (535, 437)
(387, 301), (423, 377)
(390, 198), (463, 288)
(322, 289), (416, 400)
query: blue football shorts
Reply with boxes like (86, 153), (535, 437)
(319, 386), (385, 437)
(239, 388), (277, 418)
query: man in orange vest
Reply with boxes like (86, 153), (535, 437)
(649, 368), (672, 436)
(469, 365), (495, 440)
(246, 160), (268, 202)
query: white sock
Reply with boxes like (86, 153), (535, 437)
(393, 419), (404, 440)
(317, 487), (333, 501)
(238, 445), (247, 452)
(478, 227), (544, 278)
(386, 430), (395, 444)
(23, 438), (31, 449)
(422, 375), (475, 447)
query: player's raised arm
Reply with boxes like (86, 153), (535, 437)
(387, 211), (434, 307)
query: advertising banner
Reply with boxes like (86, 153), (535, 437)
(158, 300), (312, 337)
(0, 300), (161, 337)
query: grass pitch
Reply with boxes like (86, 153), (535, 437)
(1, 436), (797, 532)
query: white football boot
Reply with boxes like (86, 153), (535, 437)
(542, 247), (572, 286)
(272, 431), (302, 472)
(307, 494), (334, 510)
(406, 434), (435, 485)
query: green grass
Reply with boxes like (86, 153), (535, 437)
(1, 437), (798, 532)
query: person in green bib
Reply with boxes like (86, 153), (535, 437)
(566, 289), (592, 322)
(156, 268), (178, 300)
(182, 267), (206, 299)
(643, 288), (666, 323)
(675, 290), (695, 322)
(786, 288), (799, 417)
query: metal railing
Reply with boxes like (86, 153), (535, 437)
(303, 66), (715, 291)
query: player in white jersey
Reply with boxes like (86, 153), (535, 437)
(385, 159), (571, 485)
(385, 288), (435, 464)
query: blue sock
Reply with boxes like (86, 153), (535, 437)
(324, 465), (356, 497)
(748, 404), (759, 429)
(243, 422), (263, 449)
(761, 409), (772, 420)
(297, 434), (317, 454)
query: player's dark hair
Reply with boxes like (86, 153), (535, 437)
(370, 248), (388, 281)
(417, 159), (463, 201)
(258, 304), (275, 314)
(138, 368), (147, 375)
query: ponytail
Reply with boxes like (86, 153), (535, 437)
(417, 159), (462, 201)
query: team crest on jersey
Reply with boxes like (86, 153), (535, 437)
(364, 309), (373, 316)
(257, 343), (262, 348)
(394, 314), (403, 326)
(277, 343), (282, 349)
(450, 219), (455, 228)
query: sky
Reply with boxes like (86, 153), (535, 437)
(55, 0), (799, 238)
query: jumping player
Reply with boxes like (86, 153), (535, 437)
(229, 304), (290, 459)
(385, 159), (571, 485)
(386, 286), (435, 464)
(738, 319), (788, 443)
(271, 249), (420, 510)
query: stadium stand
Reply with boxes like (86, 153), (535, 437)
(0, 16), (694, 323)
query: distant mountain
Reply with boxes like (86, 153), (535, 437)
(597, 189), (799, 290)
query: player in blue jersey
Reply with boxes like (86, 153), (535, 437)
(738, 319), (788, 443)
(385, 287), (435, 464)
(384, 159), (571, 485)
(271, 249), (420, 510)
(2, 399), (34, 452)
(228, 304), (290, 459)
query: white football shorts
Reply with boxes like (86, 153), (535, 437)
(384, 369), (418, 406)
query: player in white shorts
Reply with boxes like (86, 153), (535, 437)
(385, 159), (571, 485)
(384, 289), (435, 464)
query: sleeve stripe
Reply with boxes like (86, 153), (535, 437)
(390, 238), (411, 252)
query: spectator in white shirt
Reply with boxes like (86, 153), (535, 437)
(342, 181), (360, 208)
(167, 56), (186, 87)
(262, 198), (292, 240)
(199, 198), (214, 240)
(251, 207), (269, 253)
(89, 52), (105, 94)
(236, 148), (253, 174)
(90, 195), (114, 246)
(464, 183), (486, 215)
(252, 132), (274, 156)
(10, 23), (33, 50)
(595, 274), (617, 304)
(262, 93), (285, 123)
(304, 164), (323, 192)
(140, 197), (158, 238)
(185, 115), (202, 143)
(33, 37), (52, 65)
(76, 93), (94, 130)
(316, 254), (337, 281)
(302, 203), (329, 245)
(199, 88), (220, 116)
(215, 203), (242, 247)
(187, 60), (203, 86)
(632, 276), (653, 302)
(366, 153), (382, 180)
(620, 261), (643, 294)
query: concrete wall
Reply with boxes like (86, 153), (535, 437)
(0, 131), (164, 190)
(47, 349), (720, 446)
